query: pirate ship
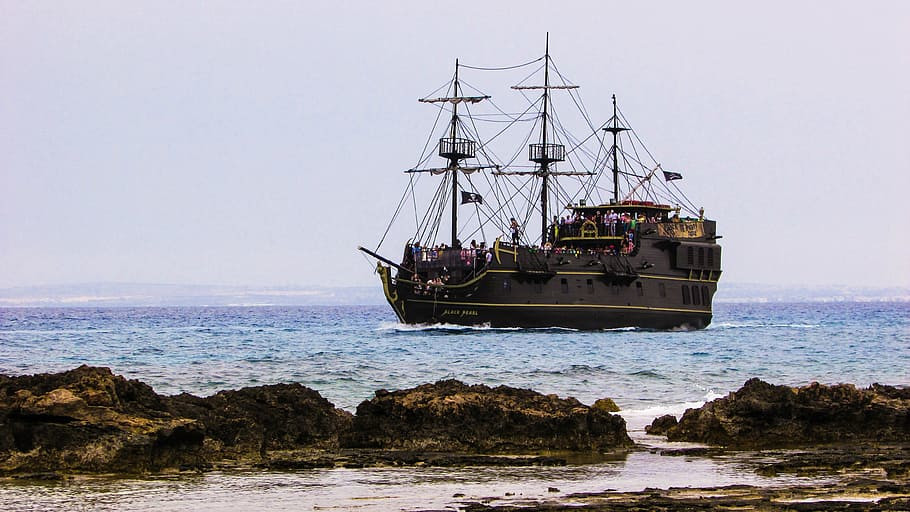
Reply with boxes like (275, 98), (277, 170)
(360, 39), (722, 329)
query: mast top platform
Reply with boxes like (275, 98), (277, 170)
(529, 143), (565, 164)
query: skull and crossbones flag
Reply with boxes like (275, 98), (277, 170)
(461, 191), (483, 204)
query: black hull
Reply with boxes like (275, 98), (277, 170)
(376, 233), (721, 331)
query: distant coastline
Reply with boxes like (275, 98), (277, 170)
(0, 282), (908, 308)
(0, 283), (384, 307)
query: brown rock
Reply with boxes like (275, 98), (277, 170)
(0, 366), (352, 474)
(645, 414), (678, 435)
(342, 380), (633, 452)
(0, 366), (204, 474)
(166, 383), (353, 460)
(592, 398), (620, 413)
(665, 378), (910, 448)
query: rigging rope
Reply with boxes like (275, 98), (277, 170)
(459, 56), (544, 71)
(375, 173), (417, 252)
(377, 53), (705, 253)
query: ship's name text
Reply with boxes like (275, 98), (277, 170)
(441, 309), (479, 317)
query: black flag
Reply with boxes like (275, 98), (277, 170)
(662, 170), (683, 181)
(461, 191), (483, 204)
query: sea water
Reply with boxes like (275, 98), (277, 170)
(0, 302), (908, 510)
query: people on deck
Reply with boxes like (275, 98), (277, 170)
(510, 218), (520, 244)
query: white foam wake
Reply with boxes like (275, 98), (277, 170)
(375, 321), (516, 332)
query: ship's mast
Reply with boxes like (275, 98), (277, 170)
(498, 34), (588, 245)
(411, 62), (492, 247)
(539, 38), (551, 245)
(603, 94), (628, 203)
(450, 60), (460, 246)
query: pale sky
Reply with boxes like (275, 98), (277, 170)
(2, 1), (909, 289)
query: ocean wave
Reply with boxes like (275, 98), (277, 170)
(627, 369), (669, 380)
(707, 321), (820, 330)
(0, 328), (116, 335)
(528, 364), (619, 377)
(619, 390), (724, 425)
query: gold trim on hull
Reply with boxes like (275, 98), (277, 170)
(407, 298), (711, 315)
(376, 263), (405, 321)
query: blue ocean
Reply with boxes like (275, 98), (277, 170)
(1, 302), (908, 510)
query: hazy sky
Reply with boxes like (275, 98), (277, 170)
(2, 1), (908, 289)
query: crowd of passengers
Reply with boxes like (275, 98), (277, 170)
(408, 236), (641, 264)
(405, 240), (493, 295)
(551, 210), (665, 239)
(407, 240), (492, 266)
(401, 209), (704, 291)
(404, 234), (640, 294)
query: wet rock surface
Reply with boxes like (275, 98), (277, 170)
(0, 366), (351, 474)
(342, 380), (633, 452)
(753, 444), (910, 479)
(0, 365), (205, 474)
(1, 368), (632, 475)
(663, 378), (910, 448)
(644, 414), (677, 435)
(459, 479), (910, 511)
(167, 383), (353, 460)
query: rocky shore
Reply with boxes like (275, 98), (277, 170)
(458, 479), (910, 511)
(2, 369), (908, 509)
(458, 379), (910, 511)
(651, 378), (910, 448)
(0, 366), (630, 475)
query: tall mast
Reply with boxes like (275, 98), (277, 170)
(415, 62), (490, 246)
(508, 33), (572, 245)
(416, 59), (495, 247)
(540, 36), (550, 245)
(603, 94), (628, 204)
(498, 36), (587, 244)
(450, 60), (460, 246)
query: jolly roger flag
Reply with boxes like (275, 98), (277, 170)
(461, 191), (483, 204)
(662, 170), (683, 181)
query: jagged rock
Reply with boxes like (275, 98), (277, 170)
(166, 384), (353, 460)
(0, 366), (352, 474)
(665, 378), (910, 448)
(0, 365), (205, 474)
(342, 380), (632, 452)
(645, 414), (678, 435)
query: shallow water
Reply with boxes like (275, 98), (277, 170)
(0, 302), (907, 510)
